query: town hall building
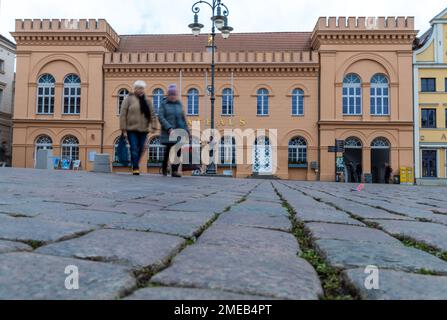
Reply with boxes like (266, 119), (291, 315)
(10, 15), (416, 181)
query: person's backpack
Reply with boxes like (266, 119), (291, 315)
(116, 135), (130, 165)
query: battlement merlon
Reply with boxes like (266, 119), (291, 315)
(12, 19), (120, 49)
(313, 16), (415, 32)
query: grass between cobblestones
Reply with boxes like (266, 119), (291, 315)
(272, 185), (355, 301)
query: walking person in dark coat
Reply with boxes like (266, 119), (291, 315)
(120, 80), (157, 176)
(159, 84), (190, 178)
(384, 162), (393, 184)
(0, 141), (8, 167)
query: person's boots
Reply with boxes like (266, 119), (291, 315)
(172, 172), (182, 178)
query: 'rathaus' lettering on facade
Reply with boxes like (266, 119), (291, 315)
(11, 14), (419, 182)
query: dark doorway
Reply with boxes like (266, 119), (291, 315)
(371, 137), (391, 184)
(422, 150), (437, 178)
(344, 137), (363, 183)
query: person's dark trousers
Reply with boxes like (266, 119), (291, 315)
(162, 143), (182, 174)
(127, 131), (148, 170)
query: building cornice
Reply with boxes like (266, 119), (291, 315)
(319, 120), (414, 126)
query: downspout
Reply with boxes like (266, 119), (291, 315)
(100, 53), (105, 154)
(317, 53), (321, 181)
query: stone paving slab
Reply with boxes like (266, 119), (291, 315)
(0, 215), (95, 244)
(0, 240), (32, 254)
(126, 287), (270, 300)
(152, 245), (323, 300)
(36, 229), (185, 270)
(37, 210), (136, 227)
(368, 220), (447, 252)
(0, 201), (81, 218)
(296, 209), (365, 226)
(198, 224), (301, 255)
(342, 269), (447, 300)
(315, 239), (447, 274)
(109, 211), (216, 239)
(0, 252), (136, 300)
(215, 211), (291, 232)
(307, 223), (401, 245)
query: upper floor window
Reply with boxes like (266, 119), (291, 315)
(152, 88), (164, 114)
(187, 88), (199, 116)
(288, 137), (308, 165)
(370, 74), (389, 116)
(421, 109), (437, 129)
(117, 89), (129, 115)
(0, 88), (3, 109)
(61, 136), (80, 161)
(63, 74), (81, 115)
(445, 78), (447, 92)
(257, 88), (269, 116)
(421, 78), (436, 92)
(219, 136), (236, 165)
(343, 74), (362, 115)
(222, 88), (234, 116)
(148, 136), (166, 164)
(292, 89), (305, 116)
(445, 109), (447, 128)
(0, 59), (4, 73)
(37, 74), (55, 114)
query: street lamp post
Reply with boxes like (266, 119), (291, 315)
(189, 0), (233, 175)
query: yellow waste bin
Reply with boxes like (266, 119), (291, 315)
(400, 167), (408, 184)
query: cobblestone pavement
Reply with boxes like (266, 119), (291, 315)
(0, 168), (446, 300)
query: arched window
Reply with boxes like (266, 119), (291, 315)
(370, 74), (389, 115)
(187, 88), (199, 116)
(292, 89), (305, 116)
(288, 137), (308, 165)
(371, 137), (391, 149)
(61, 136), (80, 161)
(35, 135), (53, 161)
(117, 88), (129, 115)
(148, 136), (166, 164)
(63, 74), (81, 115)
(222, 88), (234, 116)
(114, 137), (130, 164)
(152, 88), (164, 114)
(219, 136), (236, 165)
(343, 74), (362, 115)
(345, 137), (363, 149)
(37, 74), (55, 114)
(257, 88), (269, 116)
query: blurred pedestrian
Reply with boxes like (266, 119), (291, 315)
(120, 80), (157, 176)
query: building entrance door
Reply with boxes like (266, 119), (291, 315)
(371, 138), (391, 184)
(422, 149), (437, 178)
(344, 137), (363, 183)
(253, 137), (273, 175)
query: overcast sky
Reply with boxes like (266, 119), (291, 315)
(1, 0), (446, 42)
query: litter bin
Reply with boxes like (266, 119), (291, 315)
(400, 167), (408, 184)
(393, 175), (400, 185)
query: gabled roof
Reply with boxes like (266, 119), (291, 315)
(0, 34), (16, 50)
(118, 32), (313, 52)
(430, 7), (447, 24)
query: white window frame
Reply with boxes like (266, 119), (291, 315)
(117, 89), (129, 115)
(292, 89), (305, 116)
(288, 137), (308, 164)
(61, 136), (80, 161)
(152, 89), (164, 114)
(222, 88), (234, 116)
(219, 136), (236, 165)
(148, 137), (166, 164)
(257, 89), (269, 116)
(34, 135), (53, 163)
(36, 74), (55, 115)
(370, 74), (390, 116)
(63, 74), (81, 115)
(343, 74), (362, 115)
(187, 88), (200, 116)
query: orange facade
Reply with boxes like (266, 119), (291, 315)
(11, 17), (416, 182)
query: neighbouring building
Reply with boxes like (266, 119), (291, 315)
(414, 8), (447, 185)
(0, 34), (16, 166)
(11, 16), (416, 181)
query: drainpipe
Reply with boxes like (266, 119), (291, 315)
(317, 56), (321, 181)
(100, 54), (105, 154)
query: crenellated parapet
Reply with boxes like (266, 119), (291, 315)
(12, 19), (120, 51)
(312, 16), (417, 49)
(103, 50), (319, 76)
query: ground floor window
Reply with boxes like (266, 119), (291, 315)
(61, 136), (80, 162)
(148, 137), (165, 164)
(288, 137), (307, 165)
(219, 137), (236, 165)
(422, 149), (438, 178)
